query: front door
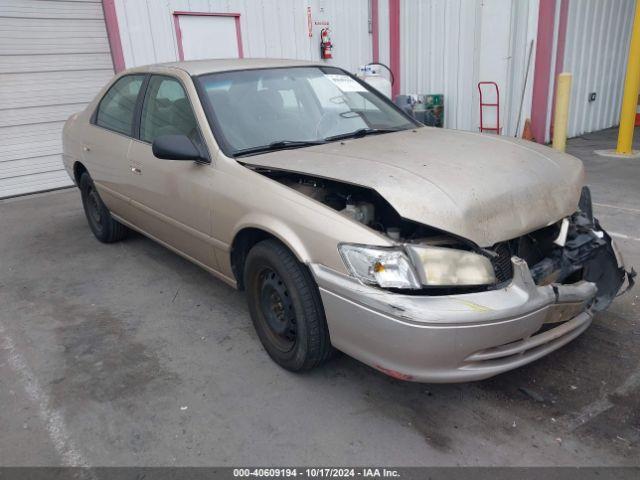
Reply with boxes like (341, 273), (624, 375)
(126, 74), (216, 270)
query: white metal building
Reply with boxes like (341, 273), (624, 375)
(0, 0), (635, 198)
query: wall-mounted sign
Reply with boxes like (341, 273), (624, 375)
(307, 6), (312, 37)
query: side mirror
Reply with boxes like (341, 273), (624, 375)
(152, 134), (208, 162)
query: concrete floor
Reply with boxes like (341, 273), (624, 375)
(0, 128), (638, 467)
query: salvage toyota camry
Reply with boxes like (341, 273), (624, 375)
(62, 59), (634, 382)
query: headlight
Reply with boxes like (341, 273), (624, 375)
(406, 245), (496, 286)
(339, 244), (421, 289)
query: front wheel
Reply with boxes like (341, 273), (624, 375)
(244, 239), (334, 371)
(79, 172), (128, 243)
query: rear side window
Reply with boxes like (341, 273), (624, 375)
(140, 76), (199, 143)
(95, 75), (144, 136)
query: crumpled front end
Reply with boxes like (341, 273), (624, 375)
(485, 187), (634, 311)
(312, 188), (635, 383)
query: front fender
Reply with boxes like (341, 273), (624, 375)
(231, 213), (314, 265)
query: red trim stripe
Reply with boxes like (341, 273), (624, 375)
(531, 0), (557, 143)
(101, 0), (125, 73)
(173, 14), (185, 61)
(234, 16), (244, 58)
(173, 11), (241, 17)
(389, 0), (401, 99)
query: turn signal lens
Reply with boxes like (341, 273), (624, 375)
(339, 245), (421, 289)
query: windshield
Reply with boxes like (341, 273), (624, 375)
(195, 66), (417, 156)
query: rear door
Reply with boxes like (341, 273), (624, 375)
(84, 74), (145, 217)
(126, 74), (216, 269)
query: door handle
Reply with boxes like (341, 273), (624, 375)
(83, 145), (91, 152)
(131, 166), (142, 174)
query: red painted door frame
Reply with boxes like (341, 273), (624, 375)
(531, 0), (556, 143)
(101, 0), (125, 73)
(389, 0), (401, 100)
(531, 0), (569, 143)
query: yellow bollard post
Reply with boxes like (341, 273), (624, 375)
(552, 73), (572, 152)
(616, 0), (640, 154)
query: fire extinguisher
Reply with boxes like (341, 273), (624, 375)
(320, 27), (333, 59)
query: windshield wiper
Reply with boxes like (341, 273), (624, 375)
(324, 128), (402, 142)
(234, 140), (326, 157)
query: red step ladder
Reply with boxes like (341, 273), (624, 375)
(478, 82), (502, 134)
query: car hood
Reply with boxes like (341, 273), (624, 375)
(244, 128), (585, 247)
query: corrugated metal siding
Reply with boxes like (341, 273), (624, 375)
(377, 0), (390, 66)
(399, 0), (537, 134)
(0, 0), (114, 198)
(505, 0), (539, 139)
(400, 0), (479, 131)
(114, 0), (373, 73)
(563, 0), (635, 138)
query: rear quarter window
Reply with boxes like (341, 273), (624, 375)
(95, 75), (145, 136)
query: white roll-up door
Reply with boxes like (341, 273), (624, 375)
(0, 0), (115, 198)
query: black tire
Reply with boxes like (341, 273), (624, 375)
(79, 172), (128, 243)
(244, 239), (334, 371)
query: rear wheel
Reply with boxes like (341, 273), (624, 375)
(244, 239), (334, 371)
(79, 172), (127, 243)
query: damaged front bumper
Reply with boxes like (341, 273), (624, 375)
(311, 236), (633, 382)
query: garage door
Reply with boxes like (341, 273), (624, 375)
(0, 0), (115, 198)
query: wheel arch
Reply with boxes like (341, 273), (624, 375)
(230, 221), (313, 290)
(73, 161), (88, 186)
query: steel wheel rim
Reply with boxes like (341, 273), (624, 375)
(86, 186), (103, 233)
(257, 267), (297, 352)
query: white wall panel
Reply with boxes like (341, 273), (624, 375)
(505, 0), (539, 138)
(179, 15), (240, 59)
(114, 0), (542, 135)
(377, 0), (390, 66)
(563, 0), (634, 137)
(399, 0), (537, 134)
(114, 0), (373, 74)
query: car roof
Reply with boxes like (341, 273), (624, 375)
(132, 58), (325, 76)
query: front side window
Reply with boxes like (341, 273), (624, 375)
(140, 76), (199, 144)
(196, 67), (417, 156)
(95, 75), (144, 136)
